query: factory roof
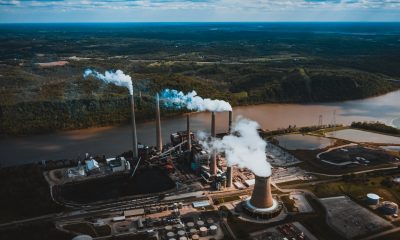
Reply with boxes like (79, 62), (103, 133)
(85, 159), (99, 171)
(124, 208), (145, 217)
(192, 200), (210, 208)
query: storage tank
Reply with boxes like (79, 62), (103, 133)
(72, 236), (93, 240)
(209, 225), (218, 235)
(197, 220), (205, 227)
(179, 237), (187, 240)
(165, 225), (173, 231)
(166, 231), (175, 239)
(206, 218), (214, 226)
(191, 234), (200, 240)
(199, 226), (208, 237)
(177, 230), (185, 237)
(186, 222), (195, 228)
(189, 228), (197, 236)
(366, 193), (380, 205)
(380, 201), (398, 215)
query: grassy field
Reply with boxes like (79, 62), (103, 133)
(301, 176), (400, 203)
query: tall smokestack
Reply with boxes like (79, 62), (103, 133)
(187, 114), (191, 152)
(210, 112), (217, 175)
(249, 176), (274, 209)
(156, 93), (163, 152)
(226, 110), (233, 188)
(228, 110), (232, 133)
(130, 93), (138, 158)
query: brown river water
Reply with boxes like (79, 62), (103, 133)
(1, 90), (399, 166)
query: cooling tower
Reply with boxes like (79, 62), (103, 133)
(210, 112), (217, 175)
(187, 114), (191, 151)
(242, 175), (282, 219)
(249, 176), (274, 208)
(155, 93), (163, 152)
(130, 93), (138, 158)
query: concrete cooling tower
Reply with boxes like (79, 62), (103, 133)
(243, 175), (282, 219)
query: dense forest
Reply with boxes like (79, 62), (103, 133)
(0, 23), (399, 135)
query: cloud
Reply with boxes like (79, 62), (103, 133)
(0, 0), (399, 21)
(0, 0), (399, 10)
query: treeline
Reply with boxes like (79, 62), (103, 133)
(351, 121), (400, 136)
(262, 124), (342, 137)
(0, 96), (184, 136)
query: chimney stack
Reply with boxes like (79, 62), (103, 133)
(187, 114), (191, 152)
(249, 175), (274, 209)
(226, 110), (233, 187)
(210, 112), (217, 175)
(130, 93), (138, 158)
(228, 110), (233, 132)
(156, 93), (163, 152)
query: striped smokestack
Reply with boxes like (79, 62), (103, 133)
(156, 93), (163, 152)
(130, 93), (138, 158)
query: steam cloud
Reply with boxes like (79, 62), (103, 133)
(198, 117), (271, 177)
(83, 69), (133, 95)
(160, 89), (232, 112)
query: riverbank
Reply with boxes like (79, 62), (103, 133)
(0, 89), (399, 167)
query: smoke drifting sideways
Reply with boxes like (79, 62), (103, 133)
(160, 89), (232, 112)
(83, 69), (133, 95)
(198, 117), (271, 177)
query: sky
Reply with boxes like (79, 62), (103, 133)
(0, 0), (399, 23)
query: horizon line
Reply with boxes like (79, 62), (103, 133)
(1, 21), (400, 24)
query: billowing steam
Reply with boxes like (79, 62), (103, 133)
(83, 69), (133, 95)
(198, 117), (271, 177)
(160, 89), (232, 112)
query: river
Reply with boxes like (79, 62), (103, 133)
(1, 90), (399, 167)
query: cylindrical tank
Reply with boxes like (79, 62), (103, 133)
(177, 230), (185, 237)
(189, 228), (197, 236)
(175, 224), (184, 230)
(209, 225), (218, 235)
(179, 237), (187, 240)
(366, 193), (380, 205)
(380, 201), (398, 215)
(206, 218), (214, 226)
(166, 231), (175, 238)
(165, 225), (173, 231)
(197, 220), (204, 227)
(72, 235), (93, 240)
(186, 222), (195, 228)
(199, 226), (208, 237)
(191, 235), (200, 240)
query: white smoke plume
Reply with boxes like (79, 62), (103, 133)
(160, 89), (232, 112)
(198, 116), (271, 177)
(83, 69), (133, 95)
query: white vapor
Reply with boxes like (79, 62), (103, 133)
(160, 89), (232, 112)
(83, 69), (133, 95)
(198, 116), (271, 177)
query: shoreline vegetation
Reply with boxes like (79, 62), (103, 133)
(1, 87), (399, 136)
